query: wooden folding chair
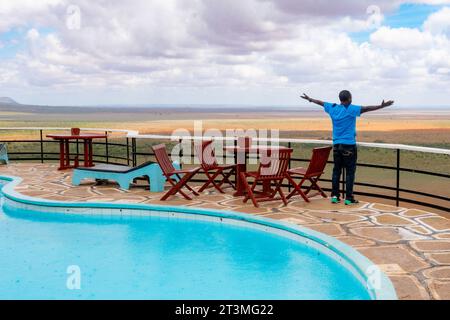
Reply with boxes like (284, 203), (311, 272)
(152, 144), (201, 201)
(195, 140), (237, 194)
(241, 148), (293, 207)
(286, 146), (332, 202)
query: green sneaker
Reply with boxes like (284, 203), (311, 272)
(331, 196), (341, 204)
(345, 198), (360, 205)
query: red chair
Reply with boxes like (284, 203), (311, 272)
(152, 144), (201, 201)
(241, 148), (293, 207)
(195, 140), (237, 194)
(286, 146), (332, 202)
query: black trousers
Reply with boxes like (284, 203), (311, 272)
(332, 144), (357, 199)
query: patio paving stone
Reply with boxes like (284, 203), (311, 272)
(401, 209), (434, 218)
(370, 203), (403, 212)
(372, 214), (415, 226)
(389, 275), (430, 300)
(434, 233), (450, 239)
(417, 216), (450, 232)
(425, 253), (450, 265)
(306, 223), (346, 237)
(410, 240), (450, 252)
(423, 266), (450, 280)
(335, 236), (376, 247)
(351, 227), (430, 243)
(304, 211), (365, 224)
(427, 280), (450, 299)
(357, 245), (430, 273)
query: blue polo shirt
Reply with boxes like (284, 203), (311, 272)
(324, 102), (361, 145)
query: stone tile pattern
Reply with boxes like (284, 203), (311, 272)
(1, 163), (450, 300)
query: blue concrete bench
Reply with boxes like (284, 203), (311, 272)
(72, 161), (180, 192)
(0, 144), (8, 164)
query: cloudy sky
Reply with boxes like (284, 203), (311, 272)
(1, 0), (450, 106)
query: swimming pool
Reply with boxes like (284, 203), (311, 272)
(0, 176), (396, 300)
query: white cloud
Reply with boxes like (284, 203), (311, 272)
(0, 0), (449, 106)
(370, 26), (434, 50)
(0, 0), (63, 32)
(261, 0), (400, 18)
(423, 6), (450, 35)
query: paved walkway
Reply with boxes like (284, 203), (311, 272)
(1, 163), (449, 300)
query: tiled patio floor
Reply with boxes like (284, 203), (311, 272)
(1, 163), (450, 300)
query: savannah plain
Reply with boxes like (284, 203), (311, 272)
(1, 105), (449, 146)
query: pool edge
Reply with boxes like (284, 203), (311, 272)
(0, 174), (397, 300)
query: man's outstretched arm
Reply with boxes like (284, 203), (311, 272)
(301, 93), (324, 107)
(361, 100), (394, 114)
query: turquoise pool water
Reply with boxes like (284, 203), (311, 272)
(0, 194), (371, 300)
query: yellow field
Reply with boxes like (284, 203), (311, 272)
(1, 117), (449, 132)
(1, 109), (449, 147)
(118, 117), (450, 134)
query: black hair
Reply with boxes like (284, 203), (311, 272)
(339, 90), (352, 103)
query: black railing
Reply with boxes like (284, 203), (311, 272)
(1, 128), (449, 213)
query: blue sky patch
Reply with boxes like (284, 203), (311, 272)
(384, 3), (442, 29)
(0, 27), (54, 59)
(0, 28), (26, 59)
(350, 3), (445, 43)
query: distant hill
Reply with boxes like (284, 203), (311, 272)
(0, 97), (19, 105)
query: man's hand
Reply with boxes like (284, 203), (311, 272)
(381, 100), (394, 108)
(300, 93), (324, 107)
(361, 99), (395, 114)
(301, 93), (312, 102)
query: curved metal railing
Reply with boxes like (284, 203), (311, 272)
(1, 127), (449, 213)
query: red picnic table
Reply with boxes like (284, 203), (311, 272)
(224, 145), (292, 197)
(46, 133), (107, 170)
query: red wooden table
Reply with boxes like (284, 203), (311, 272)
(46, 133), (107, 170)
(224, 146), (291, 197)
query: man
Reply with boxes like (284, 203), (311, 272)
(301, 90), (394, 205)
